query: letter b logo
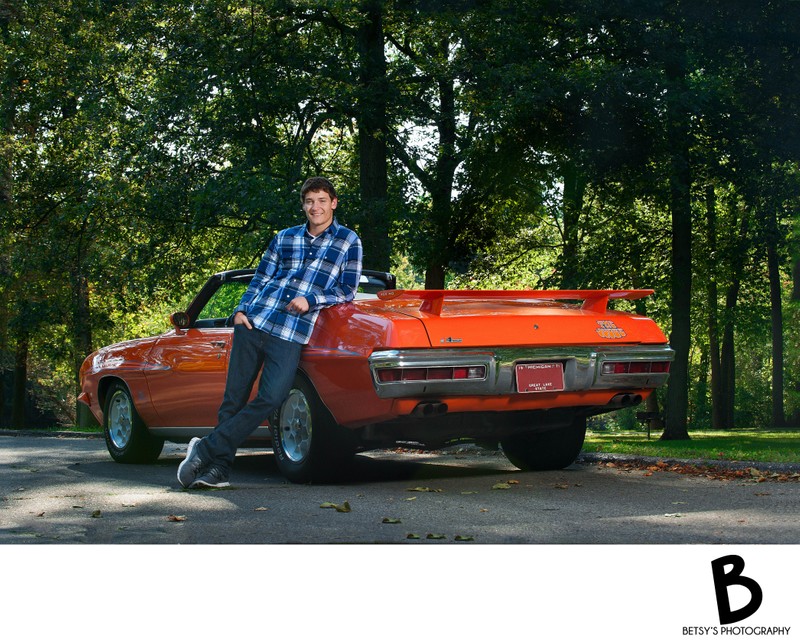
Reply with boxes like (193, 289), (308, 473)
(711, 555), (763, 625)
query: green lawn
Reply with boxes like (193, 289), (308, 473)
(583, 428), (800, 464)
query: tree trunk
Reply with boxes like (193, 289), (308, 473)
(11, 331), (28, 429)
(425, 262), (446, 290)
(559, 161), (587, 289)
(766, 210), (786, 427)
(423, 42), (459, 291)
(705, 185), (724, 429)
(793, 256), (800, 302)
(719, 209), (750, 428)
(356, 1), (391, 272)
(661, 53), (692, 441)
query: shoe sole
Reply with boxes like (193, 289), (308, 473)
(190, 479), (231, 489)
(177, 437), (202, 488)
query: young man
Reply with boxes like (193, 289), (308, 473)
(177, 177), (363, 488)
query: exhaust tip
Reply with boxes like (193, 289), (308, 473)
(610, 393), (643, 408)
(412, 402), (449, 417)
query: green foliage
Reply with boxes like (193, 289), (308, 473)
(1, 0), (799, 431)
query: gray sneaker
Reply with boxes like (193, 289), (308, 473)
(177, 437), (206, 488)
(191, 466), (230, 489)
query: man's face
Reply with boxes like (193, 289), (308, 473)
(302, 189), (337, 234)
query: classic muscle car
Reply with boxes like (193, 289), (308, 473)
(78, 269), (673, 483)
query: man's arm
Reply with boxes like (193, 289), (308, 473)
(303, 237), (363, 311)
(235, 235), (281, 317)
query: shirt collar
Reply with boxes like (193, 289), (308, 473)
(304, 218), (339, 239)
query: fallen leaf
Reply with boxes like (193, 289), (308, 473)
(35, 511), (45, 517)
(480, 508), (489, 512)
(405, 496), (417, 501)
(167, 514), (187, 522)
(319, 502), (337, 508)
(749, 468), (761, 477)
(426, 533), (447, 540)
(254, 507), (269, 511)
(461, 491), (478, 495)
(507, 480), (520, 485)
(320, 501), (351, 513)
(406, 533), (421, 540)
(91, 510), (102, 518)
(554, 483), (569, 489)
(454, 535), (475, 542)
(492, 483), (512, 490)
(72, 505), (84, 509)
(664, 513), (683, 518)
(382, 517), (402, 524)
(407, 486), (443, 493)
(122, 503), (136, 507)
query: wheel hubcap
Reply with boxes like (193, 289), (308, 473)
(108, 391), (133, 450)
(278, 389), (312, 463)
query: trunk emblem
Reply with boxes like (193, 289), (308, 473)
(596, 320), (627, 339)
(440, 337), (463, 343)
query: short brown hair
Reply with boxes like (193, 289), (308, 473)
(300, 177), (337, 201)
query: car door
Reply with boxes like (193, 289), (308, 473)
(145, 326), (232, 429)
(144, 280), (247, 429)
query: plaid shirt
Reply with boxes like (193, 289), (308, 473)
(236, 219), (363, 344)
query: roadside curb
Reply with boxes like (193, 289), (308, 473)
(578, 451), (800, 475)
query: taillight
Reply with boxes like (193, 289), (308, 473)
(601, 361), (671, 375)
(377, 365), (486, 383)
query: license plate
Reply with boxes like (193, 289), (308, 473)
(516, 362), (565, 393)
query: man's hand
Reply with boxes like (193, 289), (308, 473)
(286, 296), (310, 314)
(233, 311), (253, 329)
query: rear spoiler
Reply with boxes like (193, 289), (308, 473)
(376, 289), (655, 316)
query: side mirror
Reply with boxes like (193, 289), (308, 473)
(170, 311), (191, 329)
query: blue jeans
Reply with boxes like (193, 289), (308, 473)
(198, 324), (303, 475)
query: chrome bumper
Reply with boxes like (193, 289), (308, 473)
(368, 345), (674, 399)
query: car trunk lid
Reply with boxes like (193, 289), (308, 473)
(373, 289), (668, 347)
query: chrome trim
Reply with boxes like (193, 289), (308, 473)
(368, 345), (674, 398)
(369, 350), (495, 398)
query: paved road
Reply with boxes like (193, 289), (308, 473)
(2, 433), (799, 544)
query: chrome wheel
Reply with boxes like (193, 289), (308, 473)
(103, 381), (163, 463)
(107, 389), (133, 450)
(277, 388), (312, 463)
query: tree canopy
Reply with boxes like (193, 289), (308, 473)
(1, 0), (798, 434)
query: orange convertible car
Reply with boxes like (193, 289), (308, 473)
(79, 269), (673, 483)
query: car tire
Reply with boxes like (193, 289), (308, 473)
(500, 417), (587, 471)
(271, 374), (356, 483)
(103, 381), (164, 464)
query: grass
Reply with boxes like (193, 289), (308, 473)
(583, 428), (800, 464)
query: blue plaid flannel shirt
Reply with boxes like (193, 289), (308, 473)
(235, 219), (363, 344)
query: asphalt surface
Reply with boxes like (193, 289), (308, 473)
(2, 430), (800, 544)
